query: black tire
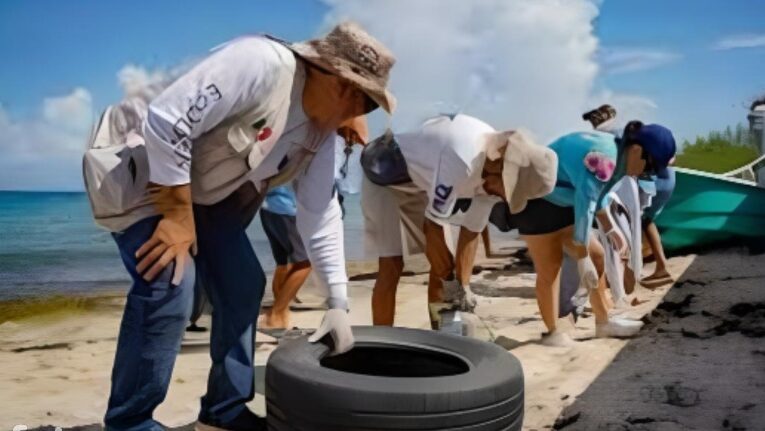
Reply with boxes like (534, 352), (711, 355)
(266, 326), (524, 430)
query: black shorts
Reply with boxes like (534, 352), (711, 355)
(489, 198), (574, 236)
(260, 209), (308, 265)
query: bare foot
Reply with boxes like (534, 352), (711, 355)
(260, 310), (291, 329)
(642, 268), (672, 282)
(641, 275), (673, 290)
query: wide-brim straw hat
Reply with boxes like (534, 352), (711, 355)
(283, 21), (397, 114)
(485, 129), (559, 214)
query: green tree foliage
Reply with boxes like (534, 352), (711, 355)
(675, 123), (761, 173)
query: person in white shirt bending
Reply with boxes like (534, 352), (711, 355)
(92, 22), (396, 431)
(361, 114), (557, 328)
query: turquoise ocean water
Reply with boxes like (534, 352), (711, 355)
(0, 191), (366, 301)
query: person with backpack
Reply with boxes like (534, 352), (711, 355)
(361, 114), (558, 327)
(85, 22), (395, 431)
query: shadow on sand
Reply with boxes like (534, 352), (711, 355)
(552, 250), (765, 430)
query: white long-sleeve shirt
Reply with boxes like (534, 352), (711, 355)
(143, 35), (348, 308)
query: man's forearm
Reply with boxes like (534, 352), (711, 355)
(296, 189), (349, 310)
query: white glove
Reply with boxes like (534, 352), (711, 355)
(442, 279), (477, 312)
(308, 309), (354, 356)
(461, 284), (478, 312)
(572, 257), (598, 311)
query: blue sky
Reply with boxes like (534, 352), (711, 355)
(1, 0), (764, 191)
(596, 0), (765, 141)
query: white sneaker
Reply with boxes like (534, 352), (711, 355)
(596, 317), (643, 338)
(541, 331), (577, 347)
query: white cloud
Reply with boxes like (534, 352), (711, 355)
(599, 47), (681, 74)
(117, 64), (169, 98)
(712, 33), (765, 51)
(42, 87), (93, 132)
(0, 65), (174, 191)
(3, 2), (664, 190)
(321, 0), (601, 143)
(0, 88), (94, 191)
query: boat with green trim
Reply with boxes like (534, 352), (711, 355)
(656, 158), (765, 254)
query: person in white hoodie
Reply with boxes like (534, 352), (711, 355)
(362, 114), (558, 327)
(90, 22), (396, 431)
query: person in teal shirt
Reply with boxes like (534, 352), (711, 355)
(508, 130), (649, 346)
(544, 131), (617, 246)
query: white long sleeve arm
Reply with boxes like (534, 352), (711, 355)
(294, 133), (348, 310)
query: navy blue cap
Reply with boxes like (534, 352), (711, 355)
(634, 124), (676, 174)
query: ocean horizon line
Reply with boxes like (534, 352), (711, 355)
(0, 189), (86, 194)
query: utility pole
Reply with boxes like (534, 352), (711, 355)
(747, 101), (765, 186)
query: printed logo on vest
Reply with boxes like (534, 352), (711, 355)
(432, 184), (453, 213)
(170, 83), (223, 145)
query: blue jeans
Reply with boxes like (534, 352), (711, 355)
(194, 182), (265, 424)
(105, 216), (195, 431)
(643, 168), (676, 223)
(105, 183), (265, 429)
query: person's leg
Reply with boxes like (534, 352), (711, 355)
(105, 216), (195, 431)
(558, 255), (580, 318)
(362, 178), (410, 326)
(194, 184), (265, 426)
(260, 209), (291, 300)
(567, 232), (644, 337)
(372, 256), (404, 325)
(266, 260), (312, 328)
(624, 265), (637, 295)
(642, 170), (675, 283)
(481, 228), (492, 258)
(424, 219), (454, 305)
(643, 222), (671, 281)
(265, 213), (313, 327)
(522, 231), (564, 333)
(271, 264), (289, 300)
(584, 234), (611, 324)
(187, 268), (210, 332)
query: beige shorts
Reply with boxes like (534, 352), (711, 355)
(362, 177), (429, 258)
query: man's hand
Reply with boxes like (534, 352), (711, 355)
(308, 309), (354, 355)
(136, 184), (196, 284)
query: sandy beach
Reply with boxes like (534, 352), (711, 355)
(1, 242), (762, 430)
